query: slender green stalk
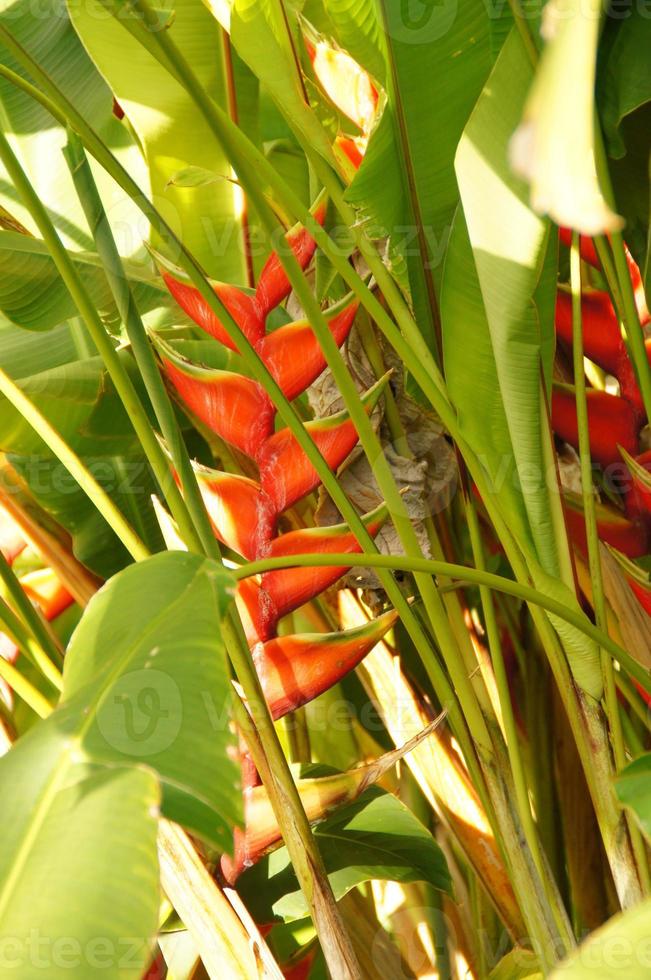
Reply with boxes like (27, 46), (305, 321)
(0, 365), (148, 563)
(224, 614), (363, 978)
(233, 552), (651, 696)
(0, 594), (62, 693)
(0, 627), (54, 718)
(573, 236), (651, 896)
(62, 132), (218, 559)
(465, 494), (570, 936)
(570, 233), (623, 761)
(0, 547), (63, 667)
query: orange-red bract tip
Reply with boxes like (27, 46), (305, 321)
(258, 383), (385, 513)
(162, 355), (274, 459)
(254, 202), (327, 317)
(254, 610), (398, 720)
(162, 272), (264, 352)
(256, 299), (358, 400)
(261, 504), (388, 618)
(194, 468), (276, 559)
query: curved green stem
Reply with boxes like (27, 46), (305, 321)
(234, 551), (651, 696)
(0, 620), (54, 718)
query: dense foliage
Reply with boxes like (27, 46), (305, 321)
(0, 0), (649, 976)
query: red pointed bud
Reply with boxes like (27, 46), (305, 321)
(193, 466), (276, 559)
(256, 299), (358, 400)
(558, 227), (600, 267)
(563, 491), (648, 560)
(555, 288), (624, 376)
(551, 385), (639, 467)
(155, 338), (274, 458)
(158, 256), (264, 352)
(555, 288), (644, 414)
(258, 375), (389, 512)
(261, 503), (388, 617)
(254, 609), (398, 719)
(255, 200), (327, 317)
(20, 568), (74, 621)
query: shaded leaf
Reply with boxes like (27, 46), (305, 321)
(237, 786), (451, 922)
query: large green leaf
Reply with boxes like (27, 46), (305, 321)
(9, 452), (164, 577)
(443, 31), (602, 698)
(455, 30), (557, 575)
(68, 0), (247, 281)
(0, 721), (160, 980)
(222, 0), (335, 167)
(0, 231), (168, 332)
(550, 899), (651, 978)
(0, 354), (147, 456)
(0, 553), (239, 977)
(237, 786), (451, 922)
(615, 752), (651, 843)
(61, 551), (241, 847)
(598, 8), (651, 159)
(0, 0), (146, 254)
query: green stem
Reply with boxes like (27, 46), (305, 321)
(0, 364), (149, 563)
(466, 494), (571, 943)
(233, 552), (651, 696)
(224, 613), (363, 979)
(0, 622), (54, 718)
(0, 547), (63, 668)
(0, 594), (62, 693)
(62, 132), (218, 560)
(570, 233), (623, 764)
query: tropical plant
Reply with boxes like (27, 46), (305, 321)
(0, 0), (649, 976)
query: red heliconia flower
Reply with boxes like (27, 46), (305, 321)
(163, 273), (264, 352)
(159, 196), (400, 885)
(555, 288), (645, 416)
(551, 384), (640, 467)
(194, 468), (277, 560)
(158, 345), (275, 457)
